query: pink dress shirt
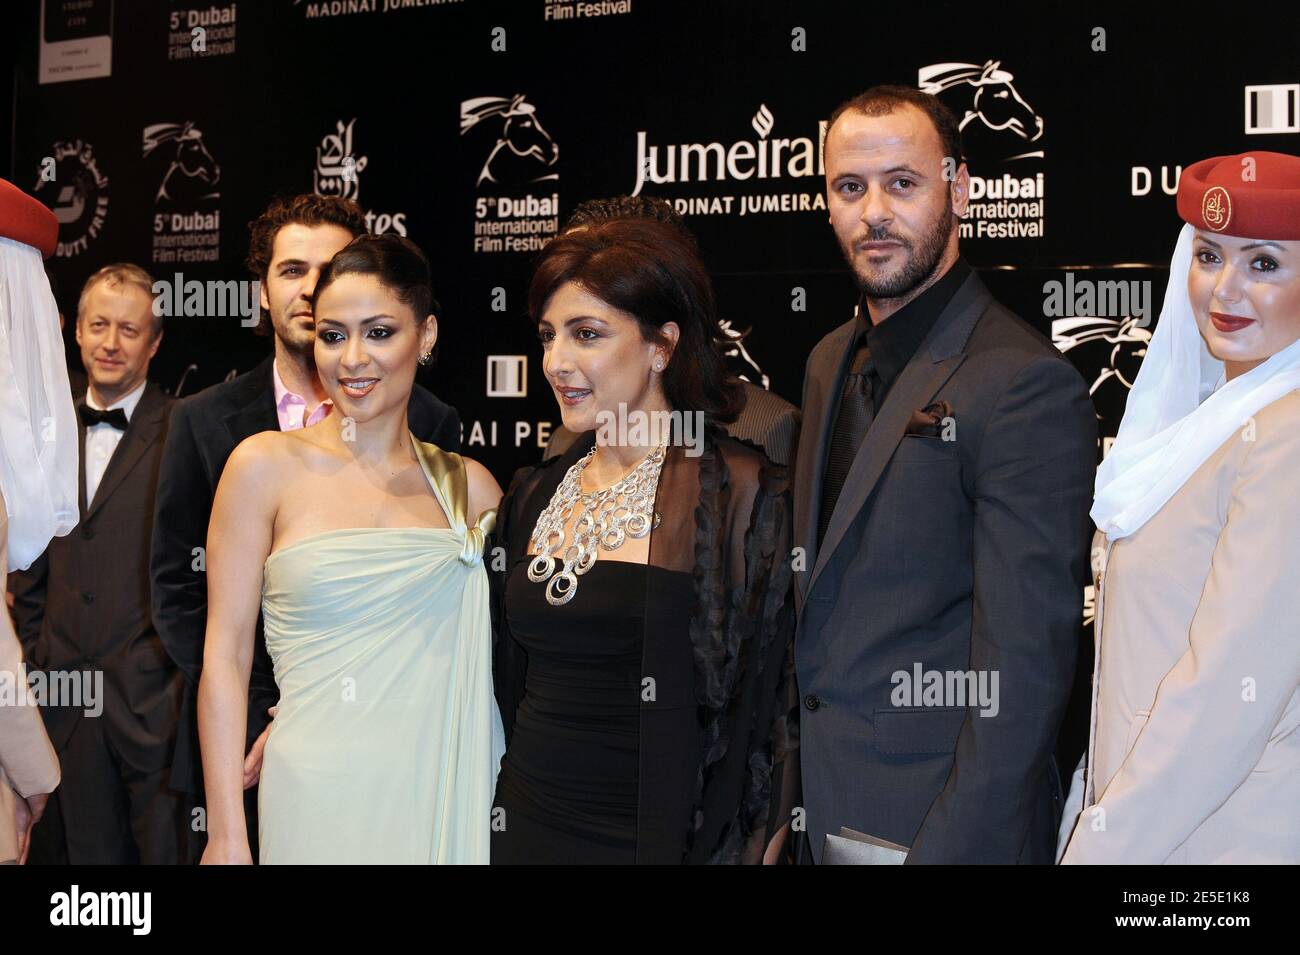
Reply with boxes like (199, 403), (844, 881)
(272, 359), (332, 431)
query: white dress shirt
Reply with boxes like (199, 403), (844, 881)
(83, 380), (146, 504)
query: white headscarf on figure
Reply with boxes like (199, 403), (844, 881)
(1091, 223), (1300, 540)
(0, 184), (79, 571)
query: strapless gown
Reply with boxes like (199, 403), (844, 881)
(256, 438), (505, 864)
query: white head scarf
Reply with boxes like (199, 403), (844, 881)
(1092, 223), (1300, 540)
(0, 235), (79, 570)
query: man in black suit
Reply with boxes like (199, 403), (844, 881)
(793, 87), (1096, 863)
(11, 263), (185, 863)
(150, 194), (460, 861)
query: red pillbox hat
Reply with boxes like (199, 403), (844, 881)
(1177, 151), (1300, 240)
(0, 178), (59, 258)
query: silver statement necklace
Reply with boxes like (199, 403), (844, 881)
(527, 443), (666, 606)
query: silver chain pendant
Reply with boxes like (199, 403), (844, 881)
(527, 444), (666, 606)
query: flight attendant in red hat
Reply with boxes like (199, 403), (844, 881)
(1060, 152), (1300, 864)
(0, 178), (77, 864)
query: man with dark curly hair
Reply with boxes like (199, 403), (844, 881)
(149, 194), (460, 862)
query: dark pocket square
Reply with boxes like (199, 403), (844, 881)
(904, 400), (954, 437)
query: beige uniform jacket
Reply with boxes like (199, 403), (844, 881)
(1060, 391), (1300, 864)
(0, 485), (61, 863)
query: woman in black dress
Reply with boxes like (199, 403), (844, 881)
(490, 216), (798, 864)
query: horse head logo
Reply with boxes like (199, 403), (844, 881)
(460, 94), (559, 189)
(919, 60), (1044, 146)
(143, 121), (221, 206)
(1052, 315), (1151, 398)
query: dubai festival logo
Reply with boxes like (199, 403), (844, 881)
(461, 94), (559, 189)
(1052, 316), (1151, 415)
(919, 59), (1047, 242)
(919, 60), (1044, 153)
(461, 95), (560, 254)
(143, 121), (221, 265)
(143, 121), (221, 206)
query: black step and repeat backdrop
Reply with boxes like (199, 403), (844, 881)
(11, 15), (1296, 480)
(17, 1), (1300, 473)
(10, 0), (1300, 763)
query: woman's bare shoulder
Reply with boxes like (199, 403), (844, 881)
(232, 426), (339, 469)
(227, 429), (293, 472)
(219, 430), (313, 503)
(461, 454), (504, 520)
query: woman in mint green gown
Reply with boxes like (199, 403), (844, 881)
(198, 235), (504, 864)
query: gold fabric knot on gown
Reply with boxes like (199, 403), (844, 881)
(459, 510), (496, 567)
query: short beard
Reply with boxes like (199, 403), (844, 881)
(277, 321), (318, 366)
(846, 206), (953, 301)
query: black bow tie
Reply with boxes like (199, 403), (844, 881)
(79, 404), (129, 431)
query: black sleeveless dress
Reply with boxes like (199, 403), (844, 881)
(491, 557), (694, 864)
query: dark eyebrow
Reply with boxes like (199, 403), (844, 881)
(275, 258), (309, 270)
(880, 165), (926, 179)
(831, 166), (926, 185)
(538, 315), (608, 328)
(316, 315), (395, 327)
(1197, 237), (1287, 253)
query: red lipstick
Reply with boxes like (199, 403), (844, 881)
(1210, 312), (1255, 333)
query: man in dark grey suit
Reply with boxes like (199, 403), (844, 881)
(793, 87), (1096, 863)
